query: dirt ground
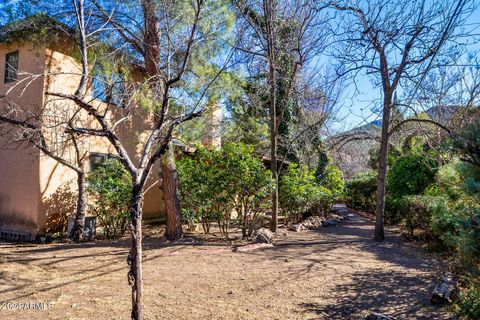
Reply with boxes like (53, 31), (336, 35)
(0, 206), (454, 320)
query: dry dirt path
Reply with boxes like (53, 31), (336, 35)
(0, 205), (453, 319)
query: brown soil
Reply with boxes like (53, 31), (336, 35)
(0, 207), (454, 319)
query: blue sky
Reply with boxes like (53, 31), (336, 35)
(1, 1), (478, 134)
(333, 3), (480, 132)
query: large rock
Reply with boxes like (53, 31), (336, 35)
(254, 228), (274, 244)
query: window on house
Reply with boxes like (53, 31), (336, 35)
(89, 152), (118, 172)
(4, 50), (19, 83)
(92, 66), (125, 106)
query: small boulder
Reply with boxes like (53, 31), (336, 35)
(254, 228), (274, 244)
(254, 234), (270, 244)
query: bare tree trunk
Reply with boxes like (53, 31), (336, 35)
(270, 138), (279, 232)
(69, 170), (87, 241)
(141, 0), (183, 241)
(265, 0), (279, 233)
(374, 94), (392, 242)
(161, 143), (183, 240)
(128, 185), (144, 320)
(141, 0), (161, 79)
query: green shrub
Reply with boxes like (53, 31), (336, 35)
(448, 119), (480, 319)
(430, 202), (480, 263)
(345, 171), (377, 213)
(320, 165), (345, 199)
(220, 143), (273, 237)
(428, 197), (458, 249)
(279, 164), (319, 221)
(383, 150), (438, 224)
(177, 148), (227, 234)
(309, 187), (336, 217)
(389, 195), (440, 236)
(435, 159), (466, 201)
(279, 164), (341, 221)
(177, 143), (272, 238)
(427, 162), (480, 263)
(455, 281), (480, 320)
(87, 159), (132, 238)
(387, 153), (438, 197)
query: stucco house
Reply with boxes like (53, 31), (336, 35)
(0, 16), (220, 241)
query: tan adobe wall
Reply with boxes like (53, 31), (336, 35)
(0, 41), (166, 238)
(0, 44), (46, 239)
(40, 48), (115, 234)
(40, 47), (165, 232)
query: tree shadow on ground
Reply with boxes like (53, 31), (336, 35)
(0, 205), (448, 317)
(299, 268), (454, 320)
(246, 209), (440, 273)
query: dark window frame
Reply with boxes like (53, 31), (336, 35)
(4, 50), (19, 83)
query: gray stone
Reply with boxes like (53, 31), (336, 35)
(254, 234), (270, 244)
(254, 228), (274, 243)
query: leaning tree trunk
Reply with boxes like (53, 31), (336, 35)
(374, 94), (392, 242)
(161, 144), (183, 240)
(128, 184), (144, 320)
(69, 170), (87, 241)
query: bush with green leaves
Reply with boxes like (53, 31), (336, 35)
(177, 143), (272, 238)
(176, 148), (228, 234)
(309, 186), (337, 217)
(345, 171), (377, 213)
(386, 195), (439, 237)
(448, 119), (480, 319)
(455, 280), (480, 320)
(387, 152), (438, 197)
(279, 164), (342, 221)
(219, 143), (273, 237)
(321, 165), (345, 199)
(87, 159), (132, 238)
(314, 164), (344, 215)
(279, 164), (318, 221)
(426, 160), (480, 263)
(376, 147), (439, 225)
